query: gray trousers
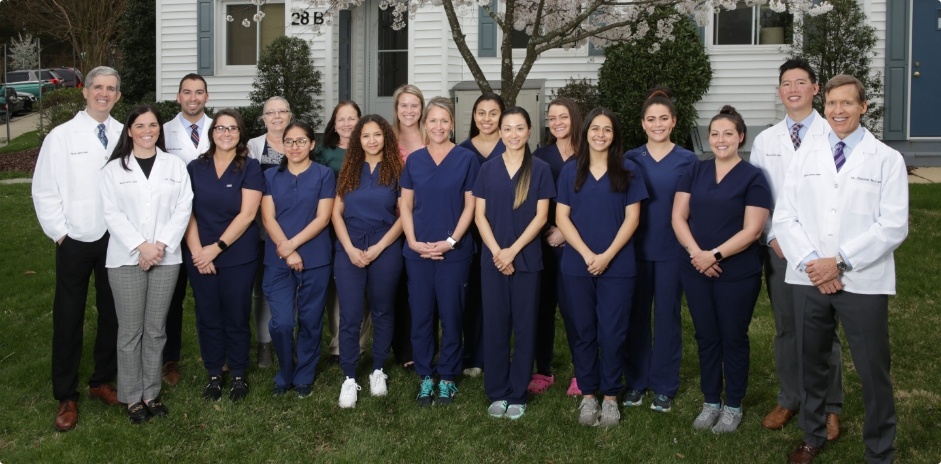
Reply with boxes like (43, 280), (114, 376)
(794, 286), (895, 463)
(765, 249), (842, 413)
(109, 264), (179, 404)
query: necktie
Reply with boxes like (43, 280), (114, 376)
(790, 123), (803, 150)
(190, 124), (200, 148)
(97, 124), (108, 148)
(833, 141), (846, 172)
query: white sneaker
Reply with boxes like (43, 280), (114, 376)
(369, 369), (388, 397)
(338, 377), (360, 408)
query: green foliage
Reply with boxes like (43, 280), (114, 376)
(789, 0), (884, 135)
(37, 88), (86, 140)
(597, 11), (713, 150)
(117, 0), (158, 102)
(249, 36), (323, 129)
(233, 104), (266, 139)
(552, 78), (602, 120)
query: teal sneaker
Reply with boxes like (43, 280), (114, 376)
(437, 380), (458, 405)
(506, 404), (526, 420)
(622, 389), (644, 407)
(416, 376), (435, 407)
(650, 393), (672, 412)
(488, 400), (508, 418)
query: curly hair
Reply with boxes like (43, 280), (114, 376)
(336, 114), (403, 198)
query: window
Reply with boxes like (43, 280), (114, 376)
(376, 6), (407, 97)
(223, 1), (285, 66)
(713, 2), (792, 45)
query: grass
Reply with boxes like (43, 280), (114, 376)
(0, 129), (41, 154)
(0, 182), (939, 463)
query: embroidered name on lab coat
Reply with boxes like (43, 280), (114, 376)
(851, 177), (881, 185)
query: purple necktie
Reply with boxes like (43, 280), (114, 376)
(790, 123), (803, 150)
(191, 124), (200, 148)
(833, 141), (846, 172)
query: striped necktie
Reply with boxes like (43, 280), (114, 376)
(190, 124), (200, 148)
(833, 141), (846, 172)
(790, 123), (803, 150)
(97, 124), (108, 148)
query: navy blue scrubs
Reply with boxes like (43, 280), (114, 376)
(472, 155), (555, 404)
(335, 162), (403, 379)
(185, 157), (265, 378)
(400, 146), (479, 381)
(532, 144), (578, 376)
(457, 137), (506, 371)
(557, 159), (648, 396)
(677, 159), (770, 408)
(623, 145), (698, 399)
(262, 162), (336, 390)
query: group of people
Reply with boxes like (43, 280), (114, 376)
(33, 59), (906, 464)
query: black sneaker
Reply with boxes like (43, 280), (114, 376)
(127, 402), (152, 424)
(203, 375), (223, 401)
(415, 376), (435, 407)
(230, 376), (249, 402)
(436, 380), (458, 405)
(145, 398), (169, 417)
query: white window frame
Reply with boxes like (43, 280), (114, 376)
(708, 2), (795, 49)
(215, 0), (286, 76)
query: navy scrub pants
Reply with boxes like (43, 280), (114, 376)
(566, 275), (634, 397)
(533, 244), (577, 375)
(482, 268), (539, 404)
(406, 258), (471, 381)
(188, 259), (256, 378)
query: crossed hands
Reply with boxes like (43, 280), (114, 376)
(138, 242), (166, 271)
(690, 250), (722, 278)
(410, 241), (450, 261)
(806, 257), (843, 294)
(492, 248), (517, 276)
(346, 244), (383, 269)
(582, 251), (613, 276)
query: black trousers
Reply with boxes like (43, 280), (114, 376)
(162, 260), (188, 363)
(51, 233), (118, 402)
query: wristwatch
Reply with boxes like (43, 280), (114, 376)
(712, 248), (723, 263)
(216, 239), (229, 251)
(446, 236), (459, 250)
(835, 254), (847, 272)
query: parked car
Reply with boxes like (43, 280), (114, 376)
(0, 85), (26, 123)
(49, 67), (83, 89)
(4, 70), (57, 102)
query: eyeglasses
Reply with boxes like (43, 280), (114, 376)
(283, 138), (310, 148)
(213, 125), (240, 134)
(264, 109), (291, 117)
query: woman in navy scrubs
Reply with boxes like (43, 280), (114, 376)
(672, 106), (770, 433)
(185, 109), (264, 402)
(473, 107), (554, 420)
(457, 92), (506, 377)
(531, 97), (583, 397)
(400, 97), (479, 406)
(557, 107), (647, 427)
(622, 87), (698, 413)
(333, 115), (403, 408)
(261, 121), (335, 398)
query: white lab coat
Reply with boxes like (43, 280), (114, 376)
(100, 150), (194, 268)
(772, 128), (909, 295)
(32, 111), (123, 243)
(749, 110), (831, 244)
(163, 113), (210, 164)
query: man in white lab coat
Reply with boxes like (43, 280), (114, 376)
(775, 75), (908, 464)
(750, 59), (843, 438)
(161, 73), (210, 386)
(32, 66), (125, 431)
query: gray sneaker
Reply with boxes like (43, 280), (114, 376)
(578, 397), (600, 426)
(622, 389), (644, 407)
(257, 342), (273, 369)
(711, 405), (743, 433)
(692, 403), (722, 430)
(598, 399), (621, 427)
(505, 403), (526, 420)
(488, 400), (508, 418)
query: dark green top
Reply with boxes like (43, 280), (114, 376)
(314, 145), (346, 178)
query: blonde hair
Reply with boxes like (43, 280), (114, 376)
(420, 96), (455, 145)
(392, 84), (425, 136)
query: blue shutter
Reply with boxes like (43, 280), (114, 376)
(197, 0), (214, 76)
(478, 0), (497, 57)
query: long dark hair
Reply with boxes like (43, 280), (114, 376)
(545, 97), (582, 153)
(323, 101), (362, 149)
(575, 107), (631, 193)
(278, 121), (318, 172)
(337, 115), (402, 197)
(499, 107), (534, 209)
(468, 92), (505, 139)
(109, 105), (167, 172)
(199, 108), (250, 171)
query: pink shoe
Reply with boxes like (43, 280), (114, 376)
(567, 377), (582, 396)
(527, 374), (555, 394)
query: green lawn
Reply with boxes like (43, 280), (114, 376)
(0, 129), (40, 154)
(0, 183), (938, 463)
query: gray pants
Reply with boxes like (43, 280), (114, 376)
(765, 249), (842, 413)
(109, 264), (179, 404)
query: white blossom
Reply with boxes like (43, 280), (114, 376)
(226, 14), (234, 22)
(242, 18), (251, 27)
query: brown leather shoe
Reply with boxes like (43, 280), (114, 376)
(88, 384), (120, 406)
(788, 442), (822, 464)
(163, 361), (180, 386)
(826, 413), (841, 441)
(54, 400), (78, 431)
(762, 405), (797, 430)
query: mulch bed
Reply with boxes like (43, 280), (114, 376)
(0, 149), (39, 173)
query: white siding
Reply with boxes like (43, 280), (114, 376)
(695, 47), (789, 129)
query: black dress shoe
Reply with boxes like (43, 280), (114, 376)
(203, 375), (223, 401)
(127, 402), (152, 424)
(145, 398), (169, 417)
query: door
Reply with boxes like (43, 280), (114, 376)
(910, 0), (941, 137)
(365, 0), (408, 119)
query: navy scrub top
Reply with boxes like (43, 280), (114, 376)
(676, 159), (772, 281)
(338, 162), (399, 250)
(187, 156), (265, 268)
(262, 162), (336, 270)
(400, 146), (480, 262)
(471, 155), (556, 272)
(626, 145), (699, 262)
(459, 138), (506, 166)
(556, 158), (649, 278)
(534, 143), (575, 229)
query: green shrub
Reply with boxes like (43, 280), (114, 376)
(552, 78), (602, 120)
(597, 10), (713, 150)
(249, 36), (324, 129)
(37, 88), (86, 140)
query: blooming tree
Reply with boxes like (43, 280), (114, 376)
(301, 0), (831, 105)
